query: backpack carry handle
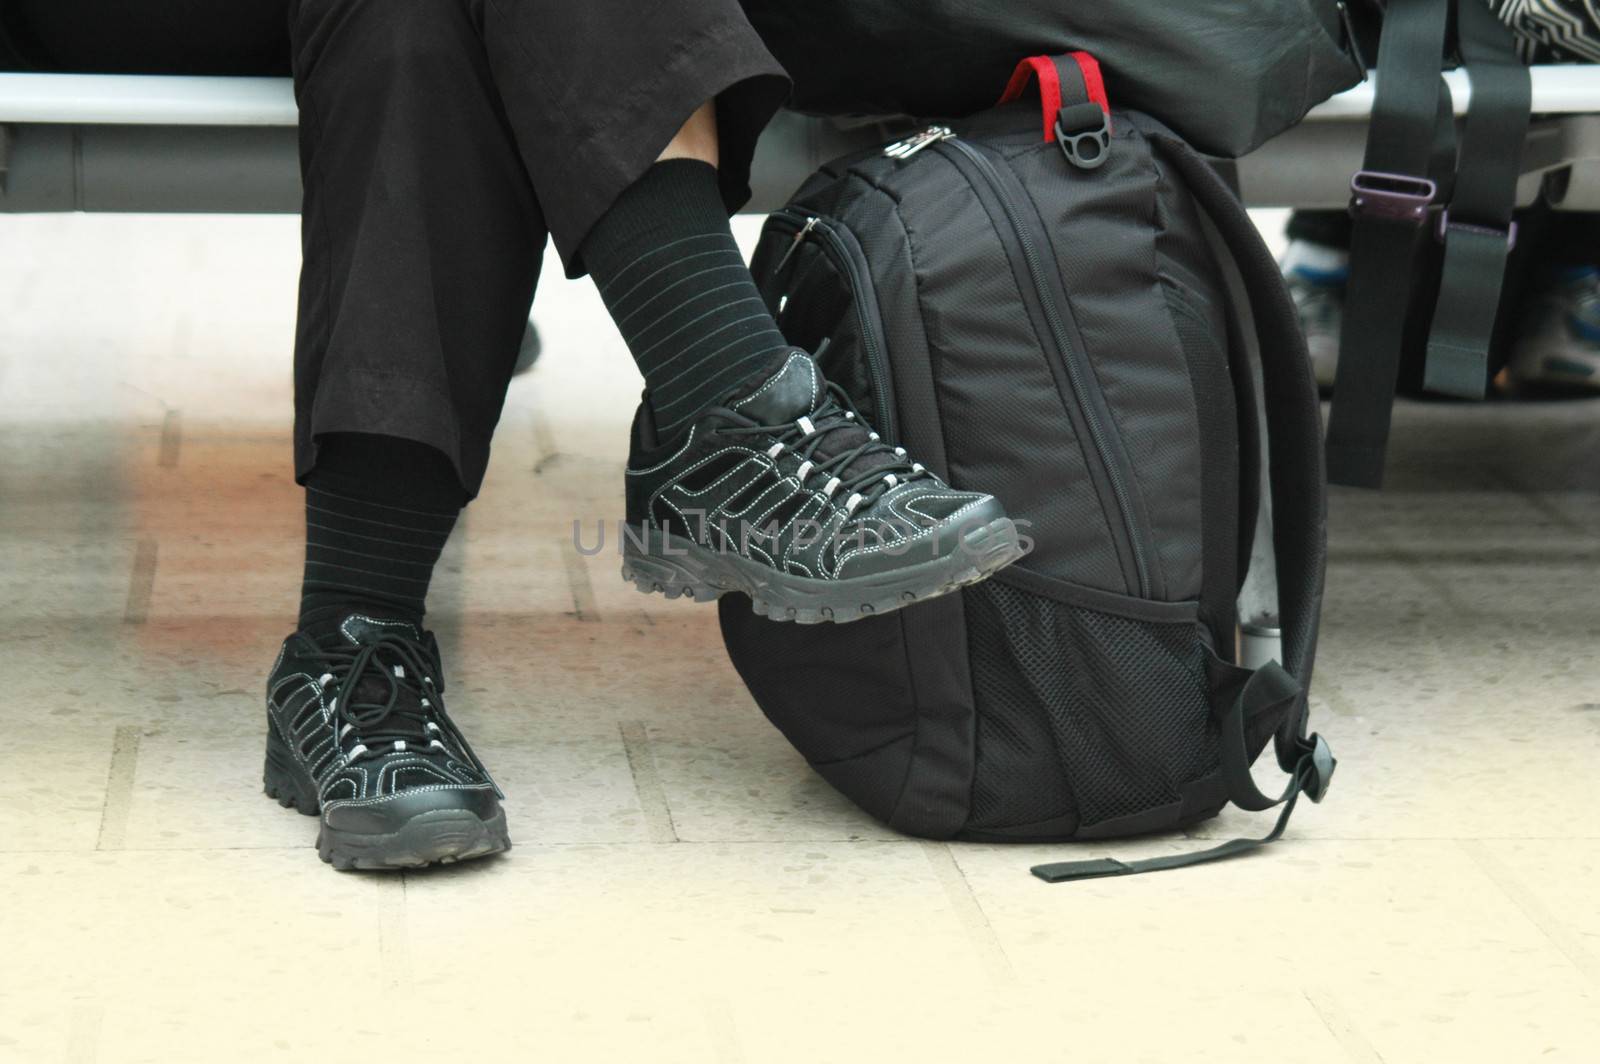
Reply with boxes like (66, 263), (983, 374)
(998, 53), (1113, 169)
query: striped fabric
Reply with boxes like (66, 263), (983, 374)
(1491, 0), (1600, 63)
(585, 160), (789, 440)
(297, 486), (457, 635)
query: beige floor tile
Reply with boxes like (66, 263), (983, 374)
(400, 841), (985, 995)
(952, 838), (1600, 1063)
(0, 727), (118, 854)
(646, 724), (903, 842)
(0, 851), (399, 1064)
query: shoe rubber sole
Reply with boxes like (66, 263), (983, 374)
(620, 516), (1026, 624)
(263, 727), (510, 872)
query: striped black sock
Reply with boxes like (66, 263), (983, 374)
(584, 159), (790, 439)
(297, 434), (463, 639)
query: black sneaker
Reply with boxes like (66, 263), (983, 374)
(263, 614), (510, 871)
(622, 349), (1026, 623)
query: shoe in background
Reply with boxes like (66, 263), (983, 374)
(1506, 266), (1600, 393)
(1281, 239), (1349, 391)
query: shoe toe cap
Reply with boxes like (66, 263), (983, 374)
(322, 784), (502, 835)
(897, 488), (1004, 526)
(833, 491), (1012, 579)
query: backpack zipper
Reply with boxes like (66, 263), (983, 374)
(884, 125), (955, 160)
(931, 136), (1154, 598)
(768, 208), (898, 443)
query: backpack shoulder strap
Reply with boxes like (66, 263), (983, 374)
(1422, 0), (1532, 399)
(1031, 132), (1337, 883)
(1150, 135), (1328, 701)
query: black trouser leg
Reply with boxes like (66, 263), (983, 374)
(289, 0), (788, 496)
(466, 0), (788, 276)
(290, 0), (548, 497)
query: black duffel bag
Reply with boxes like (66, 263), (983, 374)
(742, 0), (1366, 157)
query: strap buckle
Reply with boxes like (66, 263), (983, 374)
(1436, 208), (1518, 251)
(1349, 170), (1438, 225)
(1301, 733), (1337, 803)
(1056, 105), (1111, 171)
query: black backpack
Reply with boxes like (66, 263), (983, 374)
(719, 54), (1338, 881)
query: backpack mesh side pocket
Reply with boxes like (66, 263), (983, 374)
(966, 578), (1222, 836)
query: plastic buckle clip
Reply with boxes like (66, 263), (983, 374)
(1056, 106), (1110, 171)
(1303, 734), (1337, 803)
(1436, 209), (1518, 251)
(1348, 170), (1437, 225)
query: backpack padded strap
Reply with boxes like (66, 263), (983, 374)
(1325, 0), (1456, 487)
(1149, 133), (1328, 703)
(1422, 0), (1532, 399)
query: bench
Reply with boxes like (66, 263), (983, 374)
(5, 67), (1600, 214)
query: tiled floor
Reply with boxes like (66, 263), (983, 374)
(2, 212), (1597, 1063)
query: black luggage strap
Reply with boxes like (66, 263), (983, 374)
(1325, 0), (1456, 488)
(1032, 135), (1338, 884)
(998, 52), (1112, 170)
(1032, 665), (1336, 883)
(1422, 0), (1531, 399)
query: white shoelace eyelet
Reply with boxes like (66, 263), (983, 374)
(767, 442), (784, 459)
(824, 477), (841, 498)
(844, 492), (864, 516)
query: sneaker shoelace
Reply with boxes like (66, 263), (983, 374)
(716, 382), (932, 518)
(309, 634), (499, 792)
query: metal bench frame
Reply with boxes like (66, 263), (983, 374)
(6, 67), (1600, 214)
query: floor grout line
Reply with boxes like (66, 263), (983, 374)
(377, 874), (413, 997)
(920, 841), (1014, 986)
(1303, 985), (1387, 1064)
(1460, 839), (1600, 987)
(157, 408), (182, 469)
(94, 726), (141, 852)
(1489, 467), (1600, 540)
(619, 721), (679, 843)
(122, 539), (158, 625)
(562, 540), (600, 623)
(531, 406), (562, 475)
(65, 998), (105, 1064)
(700, 995), (746, 1064)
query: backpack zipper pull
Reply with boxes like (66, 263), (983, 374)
(884, 125), (954, 160)
(773, 216), (819, 276)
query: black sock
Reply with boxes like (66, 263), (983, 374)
(298, 434), (465, 639)
(584, 159), (790, 439)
